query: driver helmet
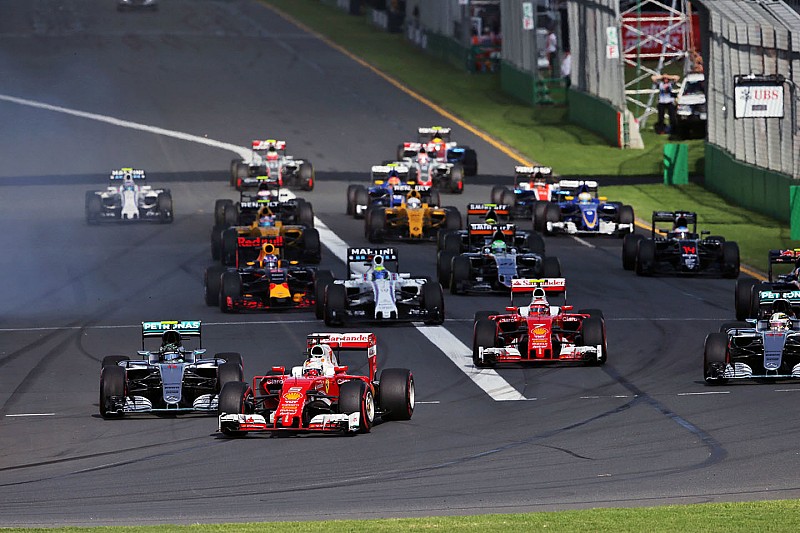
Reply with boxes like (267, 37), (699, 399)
(266, 147), (279, 161)
(387, 170), (401, 186)
(491, 239), (507, 255)
(122, 173), (135, 191)
(407, 196), (422, 209)
(674, 226), (690, 239)
(258, 213), (275, 228)
(528, 288), (550, 315)
(161, 330), (182, 359)
(374, 265), (389, 280)
(259, 254), (278, 269)
(578, 192), (592, 204)
(770, 312), (791, 331)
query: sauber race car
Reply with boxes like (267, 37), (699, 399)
(346, 163), (441, 219)
(622, 211), (739, 278)
(205, 240), (322, 313)
(490, 166), (559, 220)
(472, 279), (607, 367)
(397, 126), (478, 177)
(364, 188), (461, 243)
(704, 313), (800, 384)
(85, 168), (173, 224)
(230, 139), (314, 191)
(536, 180), (634, 236)
(99, 321), (243, 418)
(218, 332), (414, 436)
(315, 248), (445, 326)
(735, 249), (800, 320)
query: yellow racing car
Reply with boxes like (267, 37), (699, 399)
(364, 189), (461, 243)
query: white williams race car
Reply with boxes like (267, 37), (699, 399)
(85, 168), (173, 224)
(314, 248), (445, 326)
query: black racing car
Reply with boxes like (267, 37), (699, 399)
(735, 249), (800, 320)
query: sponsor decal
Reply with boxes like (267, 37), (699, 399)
(682, 245), (697, 254)
(532, 326), (548, 337)
(283, 391), (302, 401)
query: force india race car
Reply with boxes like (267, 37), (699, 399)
(230, 140), (314, 191)
(315, 247), (445, 326)
(472, 279), (607, 368)
(535, 180), (634, 236)
(735, 249), (800, 320)
(346, 163), (441, 218)
(99, 321), (244, 418)
(364, 188), (461, 243)
(490, 166), (558, 220)
(622, 210), (739, 278)
(85, 168), (173, 224)
(397, 126), (478, 177)
(218, 332), (414, 436)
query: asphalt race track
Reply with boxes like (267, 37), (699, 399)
(1, 0), (799, 527)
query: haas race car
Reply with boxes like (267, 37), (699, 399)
(99, 321), (244, 418)
(85, 168), (173, 224)
(218, 332), (414, 436)
(472, 279), (607, 367)
(230, 139), (314, 191)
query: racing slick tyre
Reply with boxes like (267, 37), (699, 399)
(221, 228), (238, 266)
(353, 186), (369, 219)
(218, 382), (249, 436)
(622, 233), (643, 271)
(472, 319), (498, 368)
(422, 282), (445, 325)
(220, 271), (242, 313)
(99, 365), (126, 419)
(500, 188), (516, 208)
(735, 278), (758, 321)
(634, 239), (656, 276)
(491, 185), (508, 205)
(338, 380), (374, 434)
(378, 368), (415, 421)
(462, 148), (478, 177)
(85, 192), (102, 225)
(449, 165), (464, 194)
(704, 332), (729, 385)
(617, 205), (635, 234)
(581, 316), (607, 366)
(102, 355), (129, 368)
(437, 251), (455, 284)
(532, 201), (548, 233)
(210, 225), (224, 260)
(346, 184), (359, 215)
(157, 192), (173, 223)
(214, 199), (234, 227)
(229, 159), (240, 186)
(721, 241), (740, 279)
(428, 189), (441, 208)
(314, 270), (334, 320)
(449, 255), (470, 295)
(543, 203), (560, 235)
(442, 231), (462, 254)
(215, 352), (243, 371)
(525, 232), (546, 255)
(324, 283), (347, 327)
(204, 265), (224, 306)
(366, 207), (386, 243)
(223, 203), (239, 227)
(299, 162), (314, 191)
(302, 228), (322, 264)
(473, 310), (498, 322)
(542, 256), (562, 278)
(719, 321), (749, 334)
(297, 201), (315, 229)
(444, 206), (462, 230)
(234, 163), (248, 190)
(218, 361), (244, 390)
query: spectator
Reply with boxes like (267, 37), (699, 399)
(561, 48), (571, 88)
(545, 28), (557, 77)
(651, 73), (680, 134)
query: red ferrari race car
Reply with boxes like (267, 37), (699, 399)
(472, 278), (607, 367)
(217, 332), (414, 436)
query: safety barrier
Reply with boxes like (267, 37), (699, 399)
(567, 89), (622, 147)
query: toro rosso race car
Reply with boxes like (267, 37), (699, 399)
(490, 166), (559, 220)
(472, 279), (607, 367)
(85, 168), (173, 224)
(315, 247), (445, 326)
(735, 249), (800, 320)
(218, 332), (414, 436)
(230, 140), (314, 191)
(397, 126), (478, 177)
(346, 164), (441, 219)
(622, 211), (739, 278)
(536, 180), (634, 236)
(704, 313), (800, 384)
(99, 321), (244, 418)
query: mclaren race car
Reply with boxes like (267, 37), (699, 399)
(230, 139), (314, 191)
(99, 321), (243, 418)
(218, 332), (414, 436)
(85, 168), (172, 224)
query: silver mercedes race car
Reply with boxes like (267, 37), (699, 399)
(99, 321), (244, 418)
(85, 168), (173, 224)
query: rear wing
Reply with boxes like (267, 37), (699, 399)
(141, 320), (202, 348)
(468, 223), (515, 237)
(556, 179), (598, 197)
(515, 166), (552, 178)
(346, 247), (399, 275)
(417, 126), (451, 142)
(768, 249), (800, 281)
(110, 168), (146, 180)
(307, 332), (377, 381)
(251, 139), (285, 151)
(511, 278), (566, 293)
(651, 210), (698, 236)
(466, 203), (510, 224)
(371, 164), (409, 181)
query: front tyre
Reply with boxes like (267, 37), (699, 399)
(379, 368), (414, 421)
(99, 365), (126, 419)
(338, 380), (374, 434)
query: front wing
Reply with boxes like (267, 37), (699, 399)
(219, 412), (361, 434)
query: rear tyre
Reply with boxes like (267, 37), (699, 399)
(299, 162), (314, 191)
(324, 283), (347, 327)
(622, 233), (643, 271)
(532, 201), (548, 232)
(721, 241), (740, 279)
(472, 319), (497, 368)
(204, 265), (224, 306)
(157, 192), (173, 223)
(297, 201), (315, 228)
(223, 203), (239, 227)
(449, 165), (464, 194)
(302, 228), (321, 264)
(422, 282), (445, 325)
(346, 184), (359, 215)
(450, 255), (470, 295)
(735, 278), (758, 321)
(490, 185), (507, 205)
(338, 380), (374, 433)
(379, 368), (414, 421)
(218, 361), (244, 390)
(444, 206), (462, 230)
(214, 199), (233, 227)
(704, 332), (729, 385)
(99, 365), (126, 419)
(220, 271), (242, 313)
(367, 207), (385, 243)
(314, 270), (334, 320)
(543, 203), (560, 234)
(635, 239), (656, 276)
(581, 317), (607, 365)
(462, 148), (478, 176)
(428, 189), (441, 208)
(353, 186), (368, 219)
(500, 189), (516, 208)
(437, 251), (455, 284)
(525, 232), (546, 255)
(221, 228), (238, 266)
(617, 205), (634, 232)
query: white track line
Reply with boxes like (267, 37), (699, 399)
(0, 93), (527, 402)
(5, 413), (55, 417)
(677, 391), (729, 396)
(570, 235), (595, 248)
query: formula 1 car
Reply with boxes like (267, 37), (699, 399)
(490, 166), (559, 220)
(704, 313), (800, 384)
(364, 188), (461, 243)
(622, 211), (739, 278)
(535, 180), (634, 236)
(734, 249), (800, 320)
(346, 163), (441, 218)
(99, 321), (243, 418)
(315, 247), (445, 326)
(218, 332), (414, 436)
(205, 241), (323, 313)
(230, 140), (314, 191)
(397, 126), (478, 177)
(472, 279), (607, 367)
(400, 143), (465, 193)
(85, 168), (173, 224)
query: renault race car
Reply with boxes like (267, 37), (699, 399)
(735, 249), (800, 320)
(205, 241), (321, 313)
(316, 247), (445, 326)
(364, 188), (461, 243)
(472, 279), (607, 367)
(346, 164), (440, 218)
(490, 166), (559, 220)
(218, 332), (414, 436)
(622, 210), (739, 277)
(704, 314), (800, 384)
(99, 321), (243, 418)
(85, 168), (173, 224)
(397, 126), (478, 177)
(536, 180), (634, 236)
(230, 140), (314, 191)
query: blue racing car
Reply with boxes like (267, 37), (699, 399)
(536, 180), (634, 237)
